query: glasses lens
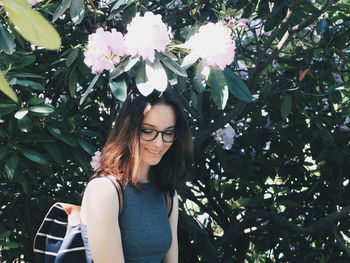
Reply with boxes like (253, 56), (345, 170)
(141, 129), (157, 141)
(162, 130), (177, 143)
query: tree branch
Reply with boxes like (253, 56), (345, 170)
(247, 0), (338, 90)
(243, 204), (350, 235)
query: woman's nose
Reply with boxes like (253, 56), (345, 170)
(153, 133), (164, 147)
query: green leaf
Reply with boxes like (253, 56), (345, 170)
(70, 0), (85, 24)
(224, 68), (252, 102)
(193, 60), (210, 93)
(68, 69), (78, 97)
(77, 128), (101, 138)
(28, 105), (55, 116)
(325, 81), (350, 93)
(109, 79), (127, 101)
(22, 133), (55, 143)
(14, 108), (28, 119)
(47, 126), (77, 147)
(0, 103), (16, 116)
(317, 19), (328, 34)
(281, 95), (292, 119)
(9, 72), (44, 79)
(27, 97), (44, 105)
(112, 0), (135, 10)
(121, 3), (137, 25)
(66, 48), (79, 67)
(52, 0), (72, 22)
(0, 146), (9, 161)
(76, 138), (95, 155)
(0, 241), (21, 249)
(108, 0), (134, 19)
(18, 115), (33, 132)
(16, 79), (45, 91)
(43, 143), (63, 165)
(0, 71), (18, 102)
(136, 59), (168, 96)
(21, 148), (50, 165)
(0, 24), (15, 54)
(5, 154), (19, 180)
(0, 231), (11, 240)
(156, 52), (188, 77)
(80, 73), (101, 105)
(14, 55), (36, 68)
(2, 0), (61, 50)
(210, 67), (229, 110)
(109, 56), (139, 80)
(181, 52), (199, 70)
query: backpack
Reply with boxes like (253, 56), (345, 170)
(33, 176), (173, 263)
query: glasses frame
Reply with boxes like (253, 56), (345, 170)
(140, 128), (178, 143)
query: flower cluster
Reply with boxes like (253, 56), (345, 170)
(84, 12), (171, 73)
(213, 124), (236, 150)
(124, 12), (171, 62)
(84, 28), (126, 74)
(183, 22), (236, 69)
(90, 151), (101, 171)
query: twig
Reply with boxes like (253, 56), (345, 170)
(332, 224), (350, 258)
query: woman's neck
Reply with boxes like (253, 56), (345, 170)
(138, 162), (150, 183)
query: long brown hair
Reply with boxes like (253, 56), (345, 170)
(96, 88), (193, 196)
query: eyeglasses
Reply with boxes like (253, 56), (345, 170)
(140, 128), (177, 143)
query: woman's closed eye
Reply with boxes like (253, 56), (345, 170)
(141, 128), (154, 134)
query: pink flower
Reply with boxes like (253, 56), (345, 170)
(90, 151), (101, 171)
(27, 0), (38, 5)
(183, 22), (235, 69)
(124, 12), (171, 62)
(237, 19), (249, 28)
(84, 28), (126, 74)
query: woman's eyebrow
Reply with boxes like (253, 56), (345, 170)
(142, 123), (176, 129)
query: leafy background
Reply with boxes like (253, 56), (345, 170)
(0, 0), (350, 262)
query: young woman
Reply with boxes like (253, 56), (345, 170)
(80, 88), (193, 263)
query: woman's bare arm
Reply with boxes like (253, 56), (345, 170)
(163, 191), (179, 263)
(81, 177), (125, 263)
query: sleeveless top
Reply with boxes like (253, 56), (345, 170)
(81, 180), (172, 263)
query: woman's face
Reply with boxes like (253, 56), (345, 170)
(139, 103), (176, 169)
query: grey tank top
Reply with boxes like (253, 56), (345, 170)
(81, 180), (172, 263)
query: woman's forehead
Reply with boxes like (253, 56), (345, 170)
(142, 104), (176, 128)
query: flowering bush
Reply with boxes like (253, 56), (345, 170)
(124, 12), (171, 62)
(182, 22), (235, 69)
(84, 28), (126, 73)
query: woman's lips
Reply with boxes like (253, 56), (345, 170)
(145, 148), (160, 155)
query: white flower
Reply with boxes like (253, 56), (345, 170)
(182, 22), (235, 69)
(213, 124), (236, 150)
(124, 12), (171, 62)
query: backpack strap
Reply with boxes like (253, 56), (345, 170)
(89, 175), (124, 215)
(165, 193), (174, 217)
